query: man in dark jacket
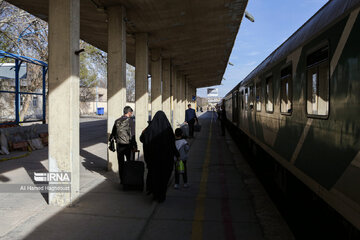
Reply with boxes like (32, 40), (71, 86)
(185, 104), (198, 138)
(219, 104), (227, 136)
(109, 106), (137, 184)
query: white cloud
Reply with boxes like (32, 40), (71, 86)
(245, 61), (257, 66)
(247, 51), (260, 56)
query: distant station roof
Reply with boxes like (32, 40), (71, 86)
(7, 0), (248, 88)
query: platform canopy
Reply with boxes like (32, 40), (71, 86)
(7, 0), (248, 88)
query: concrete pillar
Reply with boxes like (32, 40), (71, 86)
(190, 85), (194, 105)
(176, 72), (182, 126)
(191, 86), (195, 106)
(150, 49), (162, 117)
(178, 74), (184, 124)
(48, 0), (80, 206)
(188, 85), (191, 106)
(135, 33), (149, 153)
(171, 66), (177, 128)
(182, 76), (186, 123)
(107, 6), (126, 173)
(185, 80), (189, 108)
(194, 87), (197, 109)
(162, 59), (171, 121)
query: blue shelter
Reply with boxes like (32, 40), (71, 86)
(0, 50), (48, 125)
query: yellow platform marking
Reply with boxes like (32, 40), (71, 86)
(191, 112), (213, 240)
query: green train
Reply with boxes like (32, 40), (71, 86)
(223, 0), (360, 232)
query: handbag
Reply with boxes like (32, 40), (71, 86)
(177, 160), (185, 173)
(109, 138), (116, 152)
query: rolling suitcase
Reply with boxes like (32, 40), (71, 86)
(122, 150), (144, 191)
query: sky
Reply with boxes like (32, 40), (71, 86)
(197, 0), (329, 98)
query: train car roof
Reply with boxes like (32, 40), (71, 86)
(235, 0), (360, 88)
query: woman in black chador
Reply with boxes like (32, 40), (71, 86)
(140, 111), (179, 202)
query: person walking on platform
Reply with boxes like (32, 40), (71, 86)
(219, 104), (227, 136)
(185, 104), (198, 138)
(109, 106), (137, 184)
(140, 111), (180, 203)
(173, 128), (190, 189)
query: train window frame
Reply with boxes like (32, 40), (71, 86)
(265, 74), (274, 113)
(244, 87), (249, 111)
(255, 80), (262, 112)
(240, 90), (244, 110)
(232, 90), (239, 123)
(280, 63), (293, 116)
(249, 84), (254, 111)
(305, 42), (330, 119)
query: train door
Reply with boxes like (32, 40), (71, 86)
(232, 91), (239, 123)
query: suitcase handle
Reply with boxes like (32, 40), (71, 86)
(132, 150), (140, 161)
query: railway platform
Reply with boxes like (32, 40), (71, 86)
(0, 112), (293, 240)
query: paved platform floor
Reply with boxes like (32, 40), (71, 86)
(0, 112), (293, 240)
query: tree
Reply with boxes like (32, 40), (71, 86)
(79, 42), (100, 102)
(0, 2), (109, 119)
(0, 1), (48, 121)
(0, 1), (136, 120)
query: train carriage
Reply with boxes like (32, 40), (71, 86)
(223, 0), (360, 231)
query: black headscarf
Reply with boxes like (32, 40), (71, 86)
(141, 111), (173, 145)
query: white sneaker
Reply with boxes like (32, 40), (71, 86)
(174, 184), (179, 189)
(183, 183), (189, 188)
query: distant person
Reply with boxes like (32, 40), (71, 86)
(185, 104), (198, 138)
(109, 106), (137, 184)
(140, 111), (180, 203)
(219, 104), (227, 136)
(173, 128), (190, 189)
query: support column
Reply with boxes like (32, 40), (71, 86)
(150, 49), (162, 117)
(135, 33), (149, 154)
(48, 0), (80, 206)
(185, 80), (189, 109)
(162, 59), (171, 121)
(107, 6), (127, 173)
(181, 74), (185, 124)
(171, 65), (177, 128)
(180, 75), (186, 124)
(182, 76), (187, 122)
(176, 72), (182, 126)
(194, 87), (197, 110)
(190, 85), (194, 105)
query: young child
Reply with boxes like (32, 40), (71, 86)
(174, 128), (190, 189)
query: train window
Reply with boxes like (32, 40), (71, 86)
(256, 82), (261, 112)
(265, 76), (274, 113)
(306, 45), (329, 117)
(249, 85), (254, 110)
(232, 91), (238, 122)
(241, 90), (244, 110)
(245, 88), (249, 110)
(280, 65), (292, 115)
